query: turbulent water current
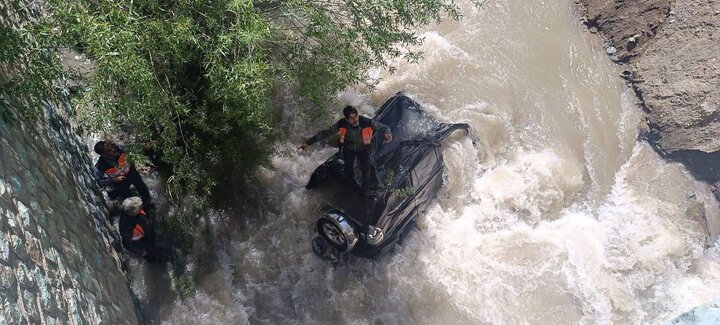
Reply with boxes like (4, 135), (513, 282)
(147, 0), (720, 324)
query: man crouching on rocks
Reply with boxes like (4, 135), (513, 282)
(120, 197), (166, 263)
(94, 140), (154, 211)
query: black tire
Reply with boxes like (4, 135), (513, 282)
(317, 218), (349, 251)
(312, 237), (340, 263)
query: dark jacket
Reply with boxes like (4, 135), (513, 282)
(307, 116), (390, 152)
(94, 144), (131, 186)
(119, 210), (155, 256)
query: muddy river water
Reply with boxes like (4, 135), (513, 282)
(145, 0), (720, 323)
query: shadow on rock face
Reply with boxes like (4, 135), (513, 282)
(668, 150), (720, 184)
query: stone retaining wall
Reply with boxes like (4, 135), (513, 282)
(0, 101), (139, 324)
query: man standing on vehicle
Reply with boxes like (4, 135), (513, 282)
(299, 105), (392, 193)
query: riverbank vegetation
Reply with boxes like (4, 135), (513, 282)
(2, 0), (474, 198)
(2, 0), (477, 296)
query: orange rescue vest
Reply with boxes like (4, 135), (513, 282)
(131, 210), (147, 241)
(338, 117), (374, 146)
(104, 153), (131, 178)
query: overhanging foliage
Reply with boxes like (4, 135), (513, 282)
(1, 0), (476, 200)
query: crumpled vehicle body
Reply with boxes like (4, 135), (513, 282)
(307, 93), (470, 258)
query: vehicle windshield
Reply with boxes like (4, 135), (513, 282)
(373, 96), (439, 162)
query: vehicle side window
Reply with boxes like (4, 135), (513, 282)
(411, 148), (439, 186)
(386, 177), (413, 213)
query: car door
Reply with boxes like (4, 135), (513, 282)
(377, 174), (414, 231)
(410, 147), (443, 214)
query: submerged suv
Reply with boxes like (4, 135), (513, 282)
(307, 93), (469, 258)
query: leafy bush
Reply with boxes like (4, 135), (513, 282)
(49, 0), (275, 198)
(3, 0), (474, 200)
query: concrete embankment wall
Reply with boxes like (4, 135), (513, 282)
(0, 101), (138, 324)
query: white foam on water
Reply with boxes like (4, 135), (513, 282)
(407, 142), (720, 324)
(158, 0), (720, 323)
(162, 126), (720, 325)
(470, 148), (585, 225)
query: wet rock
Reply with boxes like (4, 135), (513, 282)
(22, 289), (39, 319)
(668, 150), (720, 184)
(0, 266), (17, 294)
(1, 299), (24, 324)
(10, 234), (26, 262)
(0, 232), (9, 262)
(685, 199), (713, 246)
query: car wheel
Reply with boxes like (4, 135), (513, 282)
(317, 218), (348, 251)
(312, 236), (340, 263)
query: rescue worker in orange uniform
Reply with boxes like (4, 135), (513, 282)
(94, 141), (153, 209)
(299, 105), (392, 192)
(119, 197), (158, 262)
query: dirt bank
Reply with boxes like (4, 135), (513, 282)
(577, 0), (719, 185)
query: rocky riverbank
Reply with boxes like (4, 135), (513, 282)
(576, 1), (720, 322)
(577, 0), (720, 188)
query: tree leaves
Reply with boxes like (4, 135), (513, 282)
(259, 0), (464, 106)
(3, 0), (470, 200)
